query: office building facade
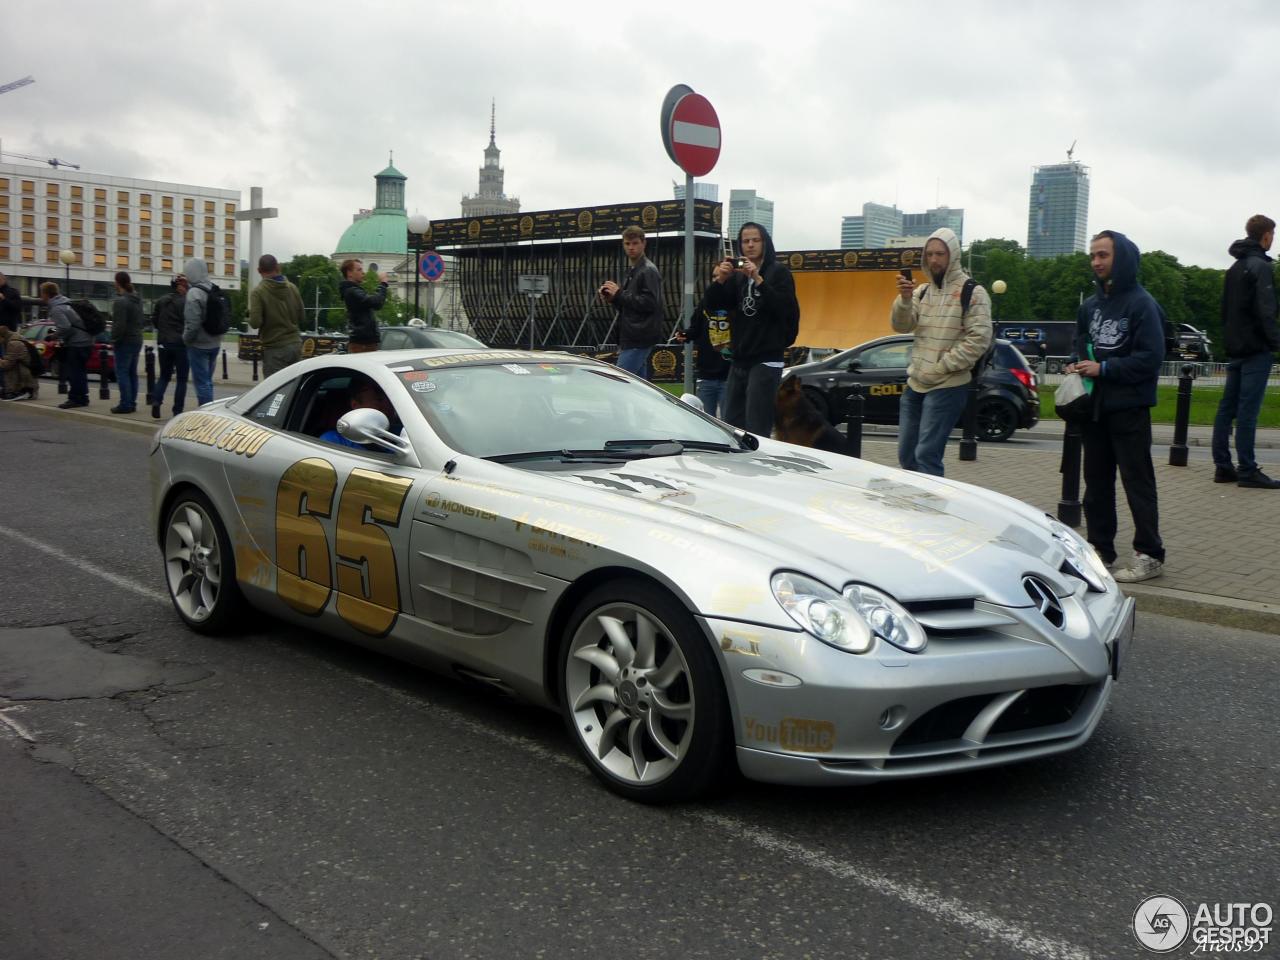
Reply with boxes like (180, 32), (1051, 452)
(902, 206), (964, 246)
(840, 202), (902, 249)
(1027, 162), (1090, 258)
(673, 182), (719, 202)
(728, 189), (774, 237)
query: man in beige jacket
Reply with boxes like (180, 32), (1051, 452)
(890, 227), (993, 476)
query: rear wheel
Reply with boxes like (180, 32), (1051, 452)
(977, 397), (1018, 443)
(163, 490), (246, 634)
(560, 580), (732, 803)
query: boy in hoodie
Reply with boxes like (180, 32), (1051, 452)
(1066, 230), (1166, 583)
(43, 281), (92, 409)
(182, 258), (222, 407)
(250, 254), (305, 376)
(110, 271), (144, 414)
(703, 221), (800, 435)
(891, 227), (993, 477)
(1211, 214), (1280, 489)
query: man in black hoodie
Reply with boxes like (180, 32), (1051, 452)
(1211, 214), (1280, 489)
(1067, 230), (1166, 583)
(702, 222), (799, 435)
(340, 259), (388, 353)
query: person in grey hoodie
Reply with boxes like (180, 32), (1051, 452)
(110, 270), (145, 413)
(43, 281), (93, 409)
(182, 258), (221, 406)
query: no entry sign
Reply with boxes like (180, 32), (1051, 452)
(668, 93), (721, 177)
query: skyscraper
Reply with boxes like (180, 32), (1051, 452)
(1027, 161), (1090, 258)
(840, 202), (902, 248)
(728, 189), (774, 237)
(461, 102), (520, 217)
(902, 206), (964, 246)
(673, 181), (719, 202)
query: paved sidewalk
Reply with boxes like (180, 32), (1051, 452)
(6, 370), (1279, 632)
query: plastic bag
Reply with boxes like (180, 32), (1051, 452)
(1054, 371), (1094, 422)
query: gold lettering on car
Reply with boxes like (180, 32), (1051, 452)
(275, 458), (337, 615)
(869, 384), (905, 397)
(161, 412), (271, 458)
(744, 717), (836, 753)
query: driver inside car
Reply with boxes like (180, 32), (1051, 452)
(320, 376), (401, 450)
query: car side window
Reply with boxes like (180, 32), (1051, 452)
(382, 330), (408, 350)
(245, 377), (301, 429)
(859, 343), (912, 369)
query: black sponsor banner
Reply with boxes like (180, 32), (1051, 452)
(239, 332), (348, 362)
(776, 248), (924, 272)
(420, 199), (722, 247)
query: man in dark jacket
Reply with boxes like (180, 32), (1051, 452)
(340, 259), (388, 353)
(703, 221), (800, 435)
(0, 271), (23, 333)
(150, 276), (189, 418)
(45, 281), (93, 409)
(1211, 214), (1280, 489)
(1066, 230), (1166, 583)
(599, 226), (664, 379)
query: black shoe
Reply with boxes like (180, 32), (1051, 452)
(1238, 470), (1280, 489)
(58, 400), (88, 409)
(151, 403), (162, 419)
(1214, 466), (1238, 483)
(109, 405), (135, 414)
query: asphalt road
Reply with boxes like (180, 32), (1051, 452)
(1, 407), (1276, 960)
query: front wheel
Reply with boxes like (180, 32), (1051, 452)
(163, 490), (245, 633)
(977, 397), (1018, 443)
(560, 580), (732, 803)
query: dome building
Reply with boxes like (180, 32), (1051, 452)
(331, 158), (411, 307)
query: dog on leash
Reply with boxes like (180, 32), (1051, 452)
(773, 375), (851, 455)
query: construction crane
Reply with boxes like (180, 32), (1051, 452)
(0, 149), (80, 170)
(1066, 139), (1077, 161)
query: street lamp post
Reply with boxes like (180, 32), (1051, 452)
(407, 213), (431, 322)
(58, 248), (76, 293)
(991, 278), (1007, 323)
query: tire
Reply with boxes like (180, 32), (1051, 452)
(802, 386), (832, 423)
(977, 397), (1018, 443)
(162, 489), (246, 634)
(560, 580), (732, 803)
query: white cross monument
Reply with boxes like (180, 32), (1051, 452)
(234, 186), (278, 298)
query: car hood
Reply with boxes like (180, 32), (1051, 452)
(538, 443), (1072, 607)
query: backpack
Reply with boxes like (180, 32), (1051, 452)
(23, 339), (44, 376)
(916, 277), (994, 374)
(201, 282), (231, 336)
(71, 299), (106, 336)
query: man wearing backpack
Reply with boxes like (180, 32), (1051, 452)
(43, 281), (93, 409)
(891, 227), (993, 477)
(0, 320), (40, 401)
(182, 258), (222, 407)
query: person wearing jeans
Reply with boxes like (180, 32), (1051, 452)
(151, 275), (189, 417)
(600, 226), (664, 381)
(181, 258), (222, 408)
(1212, 215), (1280, 489)
(109, 271), (144, 413)
(897, 383), (971, 476)
(187, 347), (220, 407)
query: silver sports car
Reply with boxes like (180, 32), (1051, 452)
(150, 349), (1133, 803)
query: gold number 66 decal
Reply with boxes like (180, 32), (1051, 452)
(275, 458), (413, 636)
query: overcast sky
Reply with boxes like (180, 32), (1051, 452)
(7, 0), (1277, 270)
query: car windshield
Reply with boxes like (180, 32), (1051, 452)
(423, 329), (486, 349)
(391, 356), (738, 460)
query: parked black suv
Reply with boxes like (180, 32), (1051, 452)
(786, 336), (1039, 442)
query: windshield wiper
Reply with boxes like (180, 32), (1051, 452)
(486, 449), (625, 464)
(604, 438), (747, 454)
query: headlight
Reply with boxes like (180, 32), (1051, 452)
(843, 583), (927, 652)
(771, 573), (927, 654)
(771, 572), (873, 653)
(1047, 519), (1111, 592)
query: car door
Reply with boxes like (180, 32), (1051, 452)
(225, 366), (427, 641)
(847, 340), (913, 424)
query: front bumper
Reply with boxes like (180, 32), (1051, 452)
(713, 594), (1135, 786)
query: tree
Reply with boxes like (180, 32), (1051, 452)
(283, 254), (341, 334)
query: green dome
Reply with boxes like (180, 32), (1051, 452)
(334, 211), (409, 256)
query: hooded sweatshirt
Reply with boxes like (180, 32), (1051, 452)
(49, 294), (93, 348)
(1220, 237), (1280, 359)
(111, 291), (144, 345)
(890, 227), (993, 393)
(250, 274), (305, 349)
(182, 258), (222, 349)
(1072, 231), (1165, 412)
(702, 221), (799, 365)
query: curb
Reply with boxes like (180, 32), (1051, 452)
(1121, 583), (1280, 636)
(7, 400), (162, 437)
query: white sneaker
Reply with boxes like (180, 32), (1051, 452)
(1, 390), (32, 401)
(1113, 552), (1163, 583)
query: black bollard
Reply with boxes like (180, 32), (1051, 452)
(98, 343), (111, 400)
(843, 383), (864, 459)
(144, 345), (156, 405)
(221, 348), (229, 380)
(252, 357), (259, 382)
(958, 379), (979, 461)
(56, 345), (68, 394)
(1057, 421), (1083, 527)
(1168, 363), (1196, 466)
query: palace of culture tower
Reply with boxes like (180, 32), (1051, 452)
(461, 103), (520, 217)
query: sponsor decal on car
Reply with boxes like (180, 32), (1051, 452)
(162, 413), (272, 458)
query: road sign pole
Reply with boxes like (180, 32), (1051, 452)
(683, 173), (695, 396)
(529, 293), (536, 351)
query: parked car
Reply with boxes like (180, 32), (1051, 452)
(785, 336), (1039, 443)
(19, 321), (116, 381)
(378, 325), (487, 350)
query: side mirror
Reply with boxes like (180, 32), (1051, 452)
(846, 359), (862, 371)
(337, 408), (411, 456)
(679, 393), (706, 412)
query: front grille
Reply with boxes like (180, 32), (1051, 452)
(893, 683), (1094, 751)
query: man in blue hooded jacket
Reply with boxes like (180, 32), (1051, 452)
(1066, 230), (1166, 583)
